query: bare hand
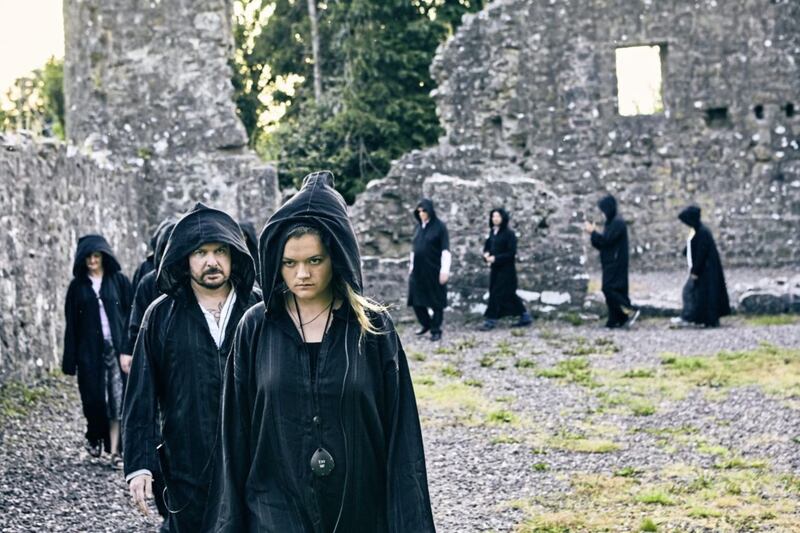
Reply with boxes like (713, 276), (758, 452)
(486, 255), (495, 265)
(119, 354), (133, 374)
(584, 221), (595, 233)
(129, 474), (153, 516)
(439, 272), (449, 285)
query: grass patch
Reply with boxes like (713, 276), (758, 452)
(744, 314), (799, 327)
(491, 434), (521, 445)
(532, 462), (549, 472)
(536, 357), (597, 387)
(463, 378), (483, 388)
(551, 437), (620, 454)
(440, 364), (462, 378)
(0, 380), (52, 418)
(637, 491), (675, 506)
(640, 517), (658, 531)
(515, 358), (537, 369)
(408, 350), (427, 362)
(615, 466), (642, 478)
(486, 409), (518, 425)
(631, 402), (657, 416)
(479, 354), (497, 368)
(622, 368), (655, 379)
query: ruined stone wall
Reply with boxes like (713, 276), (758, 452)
(353, 0), (800, 314)
(0, 134), (143, 381)
(63, 0), (279, 229)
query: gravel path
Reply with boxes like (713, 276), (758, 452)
(1, 315), (799, 532)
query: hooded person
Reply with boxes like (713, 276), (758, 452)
(673, 205), (730, 327)
(239, 220), (260, 279)
(122, 203), (261, 532)
(408, 198), (451, 341)
(131, 218), (173, 294)
(586, 195), (640, 328)
(62, 234), (133, 466)
(480, 208), (532, 330)
(211, 171), (435, 532)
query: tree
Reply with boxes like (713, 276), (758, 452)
(1, 57), (65, 139)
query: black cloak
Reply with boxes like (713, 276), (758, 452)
(678, 206), (731, 326)
(123, 218), (177, 354)
(122, 203), (260, 533)
(63, 234), (133, 447)
(408, 198), (450, 309)
(239, 221), (260, 278)
(484, 209), (526, 319)
(590, 195), (630, 292)
(212, 172), (435, 532)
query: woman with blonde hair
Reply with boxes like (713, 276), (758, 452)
(213, 172), (435, 532)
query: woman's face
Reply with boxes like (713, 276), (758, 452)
(491, 211), (503, 227)
(281, 233), (333, 303)
(85, 252), (103, 274)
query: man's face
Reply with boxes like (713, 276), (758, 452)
(417, 206), (430, 223)
(85, 252), (103, 274)
(189, 242), (232, 290)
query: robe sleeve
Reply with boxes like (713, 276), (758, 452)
(62, 281), (79, 376)
(483, 235), (491, 255)
(125, 280), (150, 354)
(590, 218), (624, 250)
(383, 320), (435, 532)
(118, 273), (134, 353)
(492, 231), (517, 266)
(690, 231), (711, 278)
(122, 306), (162, 479)
(213, 318), (253, 531)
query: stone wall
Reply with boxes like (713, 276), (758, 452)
(353, 0), (800, 314)
(63, 0), (279, 229)
(0, 134), (143, 381)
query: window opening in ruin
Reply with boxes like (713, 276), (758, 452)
(615, 45), (665, 116)
(785, 103), (795, 118)
(754, 104), (764, 120)
(704, 107), (731, 129)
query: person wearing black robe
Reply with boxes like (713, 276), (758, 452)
(480, 208), (532, 330)
(62, 235), (133, 461)
(212, 171), (435, 532)
(585, 195), (640, 328)
(122, 203), (260, 532)
(674, 205), (731, 327)
(239, 220), (260, 278)
(408, 198), (451, 341)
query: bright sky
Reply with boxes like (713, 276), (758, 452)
(616, 45), (664, 116)
(0, 0), (64, 97)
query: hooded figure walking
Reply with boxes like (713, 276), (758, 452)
(585, 195), (640, 328)
(123, 203), (260, 532)
(480, 208), (532, 330)
(408, 199), (451, 341)
(211, 172), (435, 532)
(672, 205), (730, 328)
(62, 235), (133, 468)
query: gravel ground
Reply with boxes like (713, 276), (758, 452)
(1, 315), (799, 532)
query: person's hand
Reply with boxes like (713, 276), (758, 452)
(119, 354), (133, 374)
(487, 255), (495, 264)
(690, 274), (698, 280)
(129, 474), (153, 515)
(583, 221), (595, 233)
(439, 272), (449, 285)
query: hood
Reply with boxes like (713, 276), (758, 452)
(259, 171), (362, 312)
(597, 194), (617, 221)
(678, 205), (702, 229)
(489, 208), (510, 231)
(72, 234), (122, 278)
(157, 202), (256, 297)
(239, 221), (259, 269)
(413, 198), (438, 225)
(153, 217), (178, 271)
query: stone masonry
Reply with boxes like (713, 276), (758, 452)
(352, 0), (800, 315)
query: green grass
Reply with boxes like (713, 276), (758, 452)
(744, 314), (799, 327)
(0, 380), (52, 418)
(440, 364), (462, 378)
(515, 358), (537, 369)
(536, 357), (598, 387)
(631, 402), (657, 416)
(637, 491), (675, 506)
(532, 462), (549, 472)
(640, 517), (658, 531)
(486, 409), (518, 425)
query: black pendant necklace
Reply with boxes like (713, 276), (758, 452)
(295, 295), (336, 478)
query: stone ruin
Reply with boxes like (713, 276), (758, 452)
(2, 0), (799, 380)
(352, 0), (800, 317)
(0, 0), (279, 381)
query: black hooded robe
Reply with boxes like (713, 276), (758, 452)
(408, 198), (449, 311)
(483, 209), (527, 319)
(122, 203), (260, 533)
(131, 218), (176, 293)
(212, 172), (435, 533)
(590, 195), (633, 327)
(678, 206), (731, 327)
(63, 235), (133, 448)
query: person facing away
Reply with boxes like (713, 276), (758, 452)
(62, 234), (133, 469)
(480, 208), (533, 330)
(122, 202), (260, 532)
(211, 171), (435, 532)
(408, 198), (451, 342)
(584, 194), (640, 328)
(673, 205), (730, 328)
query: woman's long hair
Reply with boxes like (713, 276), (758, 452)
(284, 225), (388, 335)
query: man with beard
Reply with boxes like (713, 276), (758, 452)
(122, 203), (260, 531)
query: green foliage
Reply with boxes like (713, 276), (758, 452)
(233, 0), (487, 203)
(1, 57), (65, 138)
